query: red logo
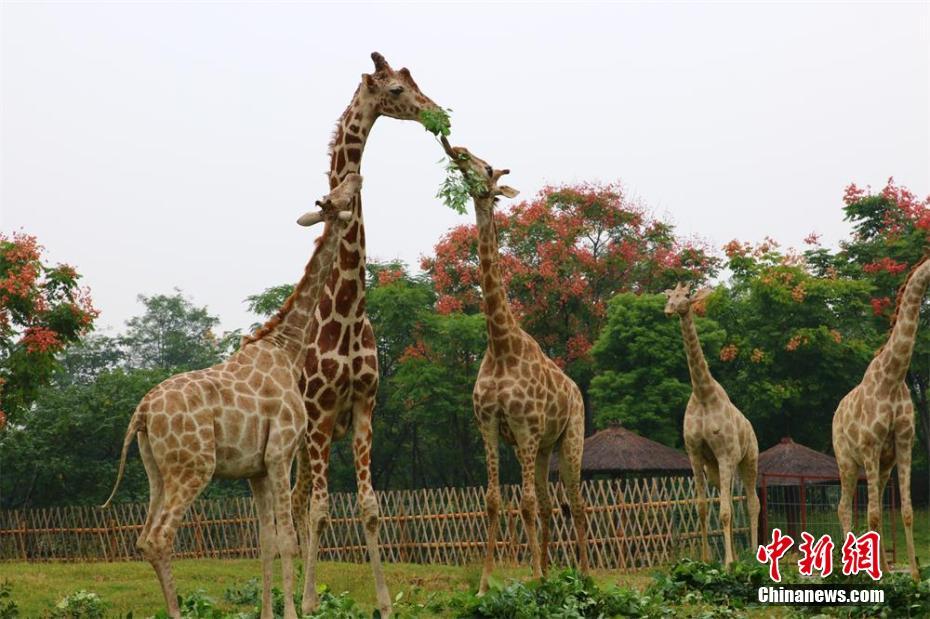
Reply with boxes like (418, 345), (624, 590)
(757, 528), (794, 582)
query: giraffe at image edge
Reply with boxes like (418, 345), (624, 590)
(833, 257), (926, 581)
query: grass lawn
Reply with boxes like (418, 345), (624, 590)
(1, 559), (650, 617)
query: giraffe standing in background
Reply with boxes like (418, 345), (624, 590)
(439, 137), (589, 593)
(286, 52), (443, 617)
(663, 283), (760, 566)
(833, 257), (926, 581)
(102, 175), (363, 619)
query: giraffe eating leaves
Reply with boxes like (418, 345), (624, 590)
(832, 257), (927, 581)
(290, 52), (444, 618)
(663, 282), (760, 567)
(101, 174), (363, 619)
(439, 137), (590, 593)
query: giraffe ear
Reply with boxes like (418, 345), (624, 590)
(362, 73), (377, 93)
(296, 210), (325, 227)
(690, 287), (713, 304)
(498, 185), (519, 199)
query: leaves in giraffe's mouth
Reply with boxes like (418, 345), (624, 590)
(437, 156), (488, 215)
(420, 107), (452, 137)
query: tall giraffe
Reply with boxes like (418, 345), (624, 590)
(833, 257), (925, 580)
(289, 52), (442, 616)
(102, 175), (363, 619)
(663, 283), (760, 566)
(440, 137), (589, 593)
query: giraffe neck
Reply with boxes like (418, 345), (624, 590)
(266, 228), (344, 363)
(679, 310), (716, 401)
(475, 200), (519, 356)
(317, 89), (377, 329)
(873, 259), (930, 383)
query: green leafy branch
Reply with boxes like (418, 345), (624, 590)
(419, 107), (452, 137)
(436, 154), (487, 215)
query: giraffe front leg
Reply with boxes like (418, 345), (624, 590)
(688, 451), (711, 562)
(478, 416), (501, 596)
(300, 429), (332, 614)
(266, 454), (300, 619)
(249, 476), (276, 619)
(717, 461), (735, 567)
(896, 433), (920, 580)
(353, 398), (392, 618)
(517, 438), (543, 579)
(534, 447), (553, 575)
(738, 452), (760, 553)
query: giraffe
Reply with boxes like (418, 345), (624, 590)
(101, 175), (363, 619)
(832, 257), (926, 581)
(288, 52), (443, 617)
(439, 137), (589, 593)
(663, 283), (760, 566)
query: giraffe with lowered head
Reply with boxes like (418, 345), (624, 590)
(285, 52), (444, 617)
(663, 283), (760, 566)
(832, 257), (926, 581)
(102, 175), (363, 619)
(440, 137), (589, 593)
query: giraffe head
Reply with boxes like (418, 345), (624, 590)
(360, 52), (441, 123)
(663, 283), (712, 317)
(297, 173), (363, 227)
(439, 137), (519, 206)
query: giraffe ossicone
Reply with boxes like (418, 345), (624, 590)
(101, 175), (362, 619)
(440, 137), (590, 593)
(663, 282), (760, 567)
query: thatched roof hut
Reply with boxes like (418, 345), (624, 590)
(757, 437), (848, 485)
(551, 425), (692, 478)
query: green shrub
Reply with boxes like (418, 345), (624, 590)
(443, 569), (665, 618)
(648, 558), (765, 608)
(47, 590), (106, 619)
(223, 578), (260, 606)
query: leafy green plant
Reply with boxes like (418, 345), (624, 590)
(0, 581), (18, 619)
(223, 578), (260, 606)
(305, 586), (367, 619)
(444, 569), (666, 618)
(419, 108), (452, 137)
(437, 154), (488, 215)
(648, 558), (765, 609)
(48, 590), (106, 619)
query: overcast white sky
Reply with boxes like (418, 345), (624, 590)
(2, 2), (928, 335)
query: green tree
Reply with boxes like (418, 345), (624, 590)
(120, 290), (226, 371)
(589, 293), (726, 447)
(709, 239), (875, 452)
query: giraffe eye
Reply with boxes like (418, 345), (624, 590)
(389, 86), (404, 96)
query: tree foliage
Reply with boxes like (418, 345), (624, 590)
(0, 232), (98, 427)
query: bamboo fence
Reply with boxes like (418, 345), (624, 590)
(0, 477), (748, 570)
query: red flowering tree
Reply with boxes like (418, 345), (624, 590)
(0, 232), (98, 427)
(422, 182), (719, 431)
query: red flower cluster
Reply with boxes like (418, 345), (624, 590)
(21, 325), (62, 353)
(870, 296), (891, 317)
(862, 256), (908, 275)
(720, 344), (739, 362)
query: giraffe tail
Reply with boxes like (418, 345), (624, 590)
(99, 409), (142, 509)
